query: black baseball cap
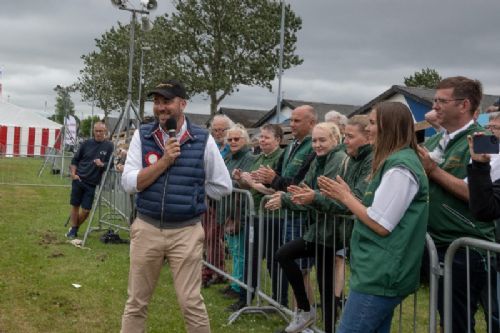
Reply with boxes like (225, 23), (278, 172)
(148, 79), (188, 100)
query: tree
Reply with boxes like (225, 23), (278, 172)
(77, 0), (303, 116)
(404, 68), (442, 89)
(50, 85), (76, 124)
(78, 23), (140, 119)
(80, 115), (102, 138)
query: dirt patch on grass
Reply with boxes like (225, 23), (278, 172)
(95, 253), (109, 262)
(38, 230), (64, 246)
(48, 251), (64, 258)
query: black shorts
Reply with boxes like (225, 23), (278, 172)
(70, 180), (96, 210)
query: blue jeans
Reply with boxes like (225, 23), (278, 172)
(337, 290), (403, 333)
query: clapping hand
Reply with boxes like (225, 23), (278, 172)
(416, 146), (438, 176)
(265, 191), (284, 210)
(254, 165), (276, 184)
(240, 172), (255, 186)
(318, 175), (352, 204)
(289, 184), (315, 205)
(232, 168), (242, 180)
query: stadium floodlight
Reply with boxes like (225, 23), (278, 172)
(110, 0), (127, 8)
(140, 0), (157, 10)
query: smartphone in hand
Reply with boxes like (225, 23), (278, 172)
(473, 135), (499, 154)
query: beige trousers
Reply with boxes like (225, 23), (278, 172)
(121, 218), (210, 333)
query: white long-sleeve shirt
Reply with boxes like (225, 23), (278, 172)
(367, 166), (419, 232)
(122, 120), (232, 200)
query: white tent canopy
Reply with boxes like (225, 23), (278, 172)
(0, 99), (61, 129)
(0, 100), (62, 156)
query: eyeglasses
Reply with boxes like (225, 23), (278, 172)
(211, 128), (228, 133)
(433, 98), (465, 105)
(485, 124), (500, 131)
(227, 137), (242, 142)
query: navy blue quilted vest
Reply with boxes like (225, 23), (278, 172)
(135, 118), (208, 224)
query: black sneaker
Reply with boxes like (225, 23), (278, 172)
(208, 275), (226, 286)
(219, 285), (231, 294)
(225, 288), (241, 299)
(218, 285), (240, 299)
(225, 300), (246, 312)
(65, 228), (77, 239)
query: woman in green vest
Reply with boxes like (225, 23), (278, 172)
(266, 121), (347, 333)
(319, 102), (429, 333)
(221, 124), (255, 299)
(227, 124), (285, 311)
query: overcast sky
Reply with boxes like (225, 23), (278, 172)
(1, 0), (499, 119)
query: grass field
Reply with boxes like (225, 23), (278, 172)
(0, 157), (488, 332)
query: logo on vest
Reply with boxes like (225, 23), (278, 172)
(145, 152), (161, 166)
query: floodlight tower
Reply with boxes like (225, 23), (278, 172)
(81, 0), (157, 247)
(138, 45), (151, 118)
(275, 0), (285, 124)
(109, 0), (157, 140)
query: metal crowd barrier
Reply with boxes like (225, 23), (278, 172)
(202, 192), (440, 332)
(444, 237), (500, 333)
(202, 188), (260, 322)
(99, 169), (134, 225)
(82, 166), (132, 246)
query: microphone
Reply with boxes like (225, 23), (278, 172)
(166, 118), (177, 139)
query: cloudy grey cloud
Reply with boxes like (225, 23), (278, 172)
(0, 0), (499, 118)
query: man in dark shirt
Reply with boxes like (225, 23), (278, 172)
(255, 105), (317, 308)
(66, 122), (114, 238)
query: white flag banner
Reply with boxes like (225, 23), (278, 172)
(64, 115), (78, 145)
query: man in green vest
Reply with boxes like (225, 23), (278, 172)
(418, 76), (495, 333)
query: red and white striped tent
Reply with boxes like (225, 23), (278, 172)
(0, 100), (62, 156)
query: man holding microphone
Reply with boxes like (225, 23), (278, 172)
(120, 79), (232, 333)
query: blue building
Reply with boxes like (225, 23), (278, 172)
(351, 85), (499, 140)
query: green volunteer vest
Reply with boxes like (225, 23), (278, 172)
(424, 123), (495, 246)
(217, 147), (255, 224)
(248, 147), (283, 212)
(277, 136), (314, 219)
(299, 146), (347, 246)
(350, 148), (429, 297)
(281, 136), (313, 179)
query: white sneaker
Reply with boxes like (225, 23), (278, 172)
(285, 307), (316, 333)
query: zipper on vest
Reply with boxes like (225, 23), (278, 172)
(161, 173), (169, 227)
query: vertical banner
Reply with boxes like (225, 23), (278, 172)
(64, 115), (78, 146)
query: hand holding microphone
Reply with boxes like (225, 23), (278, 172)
(161, 118), (181, 168)
(166, 117), (177, 139)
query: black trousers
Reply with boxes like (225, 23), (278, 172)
(432, 247), (490, 333)
(276, 238), (336, 333)
(240, 217), (289, 307)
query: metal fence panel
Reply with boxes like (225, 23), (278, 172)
(443, 237), (500, 333)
